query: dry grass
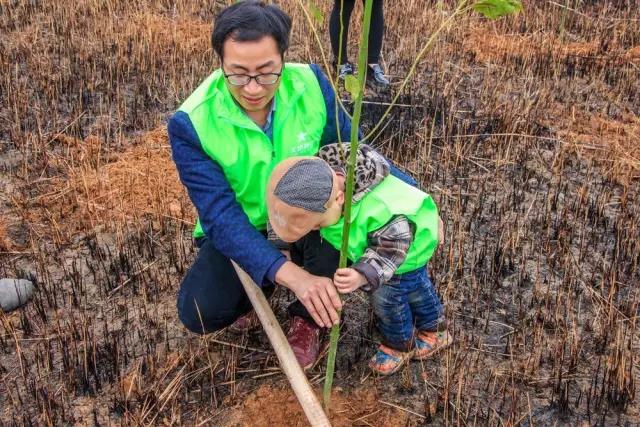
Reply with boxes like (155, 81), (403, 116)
(551, 103), (640, 183)
(462, 26), (640, 67)
(28, 127), (192, 240)
(0, 217), (13, 252)
(0, 0), (639, 425)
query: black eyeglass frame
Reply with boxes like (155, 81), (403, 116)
(222, 66), (284, 86)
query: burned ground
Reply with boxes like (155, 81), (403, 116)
(1, 0), (639, 425)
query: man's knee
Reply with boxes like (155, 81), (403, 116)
(177, 291), (245, 334)
(177, 307), (233, 335)
(176, 238), (251, 334)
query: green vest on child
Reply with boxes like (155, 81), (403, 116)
(178, 64), (327, 238)
(320, 175), (439, 274)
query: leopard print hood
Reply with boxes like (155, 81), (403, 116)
(318, 143), (390, 203)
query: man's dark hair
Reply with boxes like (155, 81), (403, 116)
(212, 1), (292, 59)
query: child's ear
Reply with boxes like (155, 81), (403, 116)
(336, 190), (345, 205)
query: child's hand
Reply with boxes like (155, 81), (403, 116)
(333, 268), (367, 294)
(438, 216), (444, 245)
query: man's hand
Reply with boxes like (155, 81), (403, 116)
(275, 261), (342, 328)
(333, 268), (367, 294)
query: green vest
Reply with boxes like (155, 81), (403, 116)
(320, 175), (439, 274)
(179, 63), (327, 238)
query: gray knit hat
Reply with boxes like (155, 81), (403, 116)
(267, 156), (337, 242)
(273, 158), (334, 213)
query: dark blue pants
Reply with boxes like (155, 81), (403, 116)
(371, 267), (443, 351)
(176, 231), (340, 334)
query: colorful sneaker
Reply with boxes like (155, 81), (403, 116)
(413, 330), (452, 360)
(227, 310), (261, 334)
(367, 63), (390, 87)
(287, 316), (323, 370)
(337, 62), (354, 80)
(368, 344), (413, 376)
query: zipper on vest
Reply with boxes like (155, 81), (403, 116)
(219, 115), (275, 160)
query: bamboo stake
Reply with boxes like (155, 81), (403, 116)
(230, 261), (331, 427)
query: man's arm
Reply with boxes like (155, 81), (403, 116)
(168, 111), (286, 286)
(309, 64), (418, 188)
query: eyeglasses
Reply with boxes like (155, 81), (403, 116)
(223, 68), (283, 86)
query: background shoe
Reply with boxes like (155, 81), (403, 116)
(227, 310), (261, 334)
(337, 62), (354, 80)
(0, 278), (34, 312)
(413, 330), (452, 360)
(367, 63), (390, 87)
(286, 316), (323, 370)
(369, 344), (413, 375)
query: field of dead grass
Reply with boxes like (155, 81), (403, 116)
(1, 0), (639, 425)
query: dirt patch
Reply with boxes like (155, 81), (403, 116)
(233, 384), (411, 427)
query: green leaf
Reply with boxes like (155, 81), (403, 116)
(344, 75), (360, 98)
(308, 1), (324, 25)
(472, 0), (523, 19)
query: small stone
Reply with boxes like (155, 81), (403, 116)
(0, 278), (34, 312)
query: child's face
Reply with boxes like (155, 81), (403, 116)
(270, 169), (345, 242)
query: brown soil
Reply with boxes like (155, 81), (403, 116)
(233, 384), (409, 427)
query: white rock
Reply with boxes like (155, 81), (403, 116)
(0, 278), (34, 311)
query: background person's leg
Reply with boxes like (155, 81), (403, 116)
(366, 0), (384, 64)
(329, 0), (357, 65)
(365, 0), (389, 86)
(177, 238), (274, 334)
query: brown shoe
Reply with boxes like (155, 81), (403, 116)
(286, 316), (323, 370)
(228, 310), (261, 334)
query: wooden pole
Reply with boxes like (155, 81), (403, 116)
(231, 261), (331, 427)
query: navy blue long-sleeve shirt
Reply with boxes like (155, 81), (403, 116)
(169, 64), (416, 286)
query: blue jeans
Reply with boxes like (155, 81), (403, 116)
(370, 266), (443, 351)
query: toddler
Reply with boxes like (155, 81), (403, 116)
(266, 144), (450, 375)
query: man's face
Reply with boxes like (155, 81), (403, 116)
(221, 36), (283, 114)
